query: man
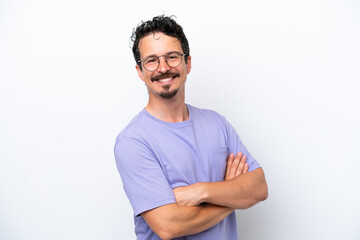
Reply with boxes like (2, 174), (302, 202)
(114, 15), (268, 240)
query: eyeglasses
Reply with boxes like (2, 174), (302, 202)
(138, 51), (186, 72)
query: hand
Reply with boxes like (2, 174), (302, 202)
(224, 152), (248, 181)
(173, 183), (205, 206)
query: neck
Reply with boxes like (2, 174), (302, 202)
(145, 90), (188, 123)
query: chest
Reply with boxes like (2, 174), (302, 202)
(147, 123), (228, 188)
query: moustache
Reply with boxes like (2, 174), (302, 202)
(151, 72), (180, 82)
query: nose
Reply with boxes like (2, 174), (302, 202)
(158, 56), (171, 72)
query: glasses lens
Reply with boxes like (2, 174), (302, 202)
(142, 52), (184, 71)
(166, 52), (182, 68)
(143, 57), (158, 71)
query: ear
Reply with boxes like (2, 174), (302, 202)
(186, 55), (192, 74)
(135, 64), (145, 82)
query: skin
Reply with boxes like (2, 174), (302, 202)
(173, 153), (267, 209)
(174, 152), (250, 207)
(136, 32), (191, 123)
(142, 153), (251, 240)
(135, 32), (268, 239)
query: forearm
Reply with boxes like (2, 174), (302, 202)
(167, 204), (233, 237)
(142, 203), (233, 239)
(202, 168), (268, 209)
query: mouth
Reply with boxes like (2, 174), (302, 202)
(157, 77), (175, 83)
(151, 73), (180, 84)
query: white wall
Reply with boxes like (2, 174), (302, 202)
(1, 0), (359, 239)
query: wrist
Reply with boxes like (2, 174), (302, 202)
(198, 182), (210, 203)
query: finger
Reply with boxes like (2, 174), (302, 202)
(229, 152), (242, 179)
(236, 153), (246, 176)
(243, 163), (249, 173)
(241, 155), (248, 173)
(225, 153), (234, 180)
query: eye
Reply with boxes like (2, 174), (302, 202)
(167, 54), (180, 60)
(145, 57), (157, 64)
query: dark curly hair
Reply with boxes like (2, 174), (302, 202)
(131, 15), (190, 70)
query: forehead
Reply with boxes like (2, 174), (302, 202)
(138, 32), (182, 58)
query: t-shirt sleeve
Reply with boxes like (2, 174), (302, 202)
(222, 116), (261, 171)
(114, 136), (176, 216)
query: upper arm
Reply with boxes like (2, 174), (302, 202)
(114, 136), (176, 216)
(221, 115), (261, 171)
(141, 203), (186, 239)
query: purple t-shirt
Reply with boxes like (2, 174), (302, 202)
(114, 104), (260, 240)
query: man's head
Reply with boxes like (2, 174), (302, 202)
(131, 15), (191, 100)
(131, 15), (190, 71)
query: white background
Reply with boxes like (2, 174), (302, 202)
(1, 0), (359, 239)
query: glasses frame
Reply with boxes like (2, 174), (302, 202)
(138, 51), (187, 72)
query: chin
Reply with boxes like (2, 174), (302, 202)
(159, 89), (179, 99)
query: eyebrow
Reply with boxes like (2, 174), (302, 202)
(142, 51), (182, 60)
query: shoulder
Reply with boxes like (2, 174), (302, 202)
(188, 104), (227, 125)
(116, 109), (148, 137)
(114, 110), (156, 167)
(114, 109), (152, 148)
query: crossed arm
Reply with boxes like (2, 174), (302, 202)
(142, 203), (233, 240)
(142, 152), (268, 240)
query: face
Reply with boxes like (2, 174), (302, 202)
(136, 32), (191, 99)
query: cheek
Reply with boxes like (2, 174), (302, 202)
(145, 73), (154, 82)
(140, 72), (151, 82)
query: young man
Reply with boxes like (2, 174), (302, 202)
(114, 15), (268, 240)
